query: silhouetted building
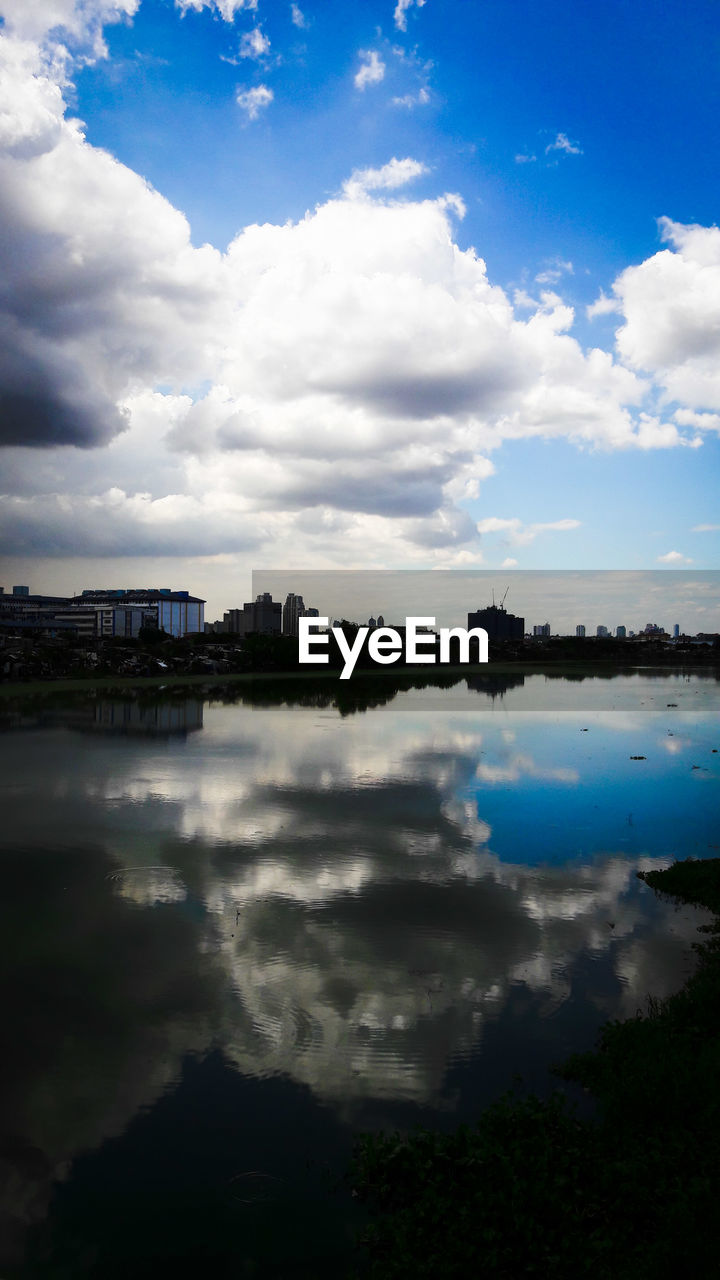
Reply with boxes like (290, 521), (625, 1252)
(242, 593), (282, 635)
(576, 624), (586, 637)
(467, 602), (524, 641)
(282, 593), (305, 636)
(533, 623), (551, 637)
(597, 625), (609, 637)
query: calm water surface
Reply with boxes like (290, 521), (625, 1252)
(1, 670), (718, 1276)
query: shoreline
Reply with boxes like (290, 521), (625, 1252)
(1, 658), (718, 700)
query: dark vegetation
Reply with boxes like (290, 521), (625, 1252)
(2, 626), (719, 690)
(344, 859), (720, 1279)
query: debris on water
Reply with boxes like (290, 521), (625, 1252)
(630, 755), (646, 760)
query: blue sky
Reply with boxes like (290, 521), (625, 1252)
(0, 0), (718, 616)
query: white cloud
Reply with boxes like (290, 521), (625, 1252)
(514, 153), (536, 164)
(692, 524), (720, 532)
(674, 408), (720, 434)
(587, 290), (621, 319)
(175, 0), (258, 19)
(476, 518), (580, 546)
(394, 0), (426, 32)
(392, 87), (430, 108)
(343, 156), (428, 198)
(501, 557), (518, 567)
(545, 132), (583, 156)
(657, 551), (693, 564)
(235, 83), (273, 118)
(535, 259), (573, 286)
(354, 50), (385, 90)
(608, 219), (720, 410)
(238, 27), (270, 58)
(0, 18), (716, 575)
(0, 0), (140, 53)
(290, 3), (307, 28)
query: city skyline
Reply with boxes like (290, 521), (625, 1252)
(0, 1), (719, 600)
(251, 570), (719, 637)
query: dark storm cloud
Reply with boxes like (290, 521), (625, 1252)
(0, 325), (127, 446)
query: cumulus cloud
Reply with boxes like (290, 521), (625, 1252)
(657, 551), (693, 564)
(0, 31), (226, 448)
(545, 132), (583, 156)
(0, 0), (140, 55)
(0, 12), (716, 573)
(354, 49), (385, 89)
(607, 219), (720, 410)
(0, 487), (263, 556)
(235, 83), (273, 117)
(394, 0), (426, 33)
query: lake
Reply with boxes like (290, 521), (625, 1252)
(1, 669), (718, 1277)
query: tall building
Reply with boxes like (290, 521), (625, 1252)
(616, 625), (626, 639)
(576, 625), (586, 637)
(533, 623), (551, 637)
(597, 625), (609, 637)
(244, 593), (282, 635)
(282, 593), (305, 636)
(467, 602), (524, 641)
(673, 624), (680, 638)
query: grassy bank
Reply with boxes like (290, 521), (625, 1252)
(345, 858), (720, 1279)
(0, 659), (717, 701)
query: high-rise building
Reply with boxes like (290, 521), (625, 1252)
(576, 625), (586, 637)
(282, 593), (305, 636)
(616, 625), (626, 639)
(673, 624), (680, 638)
(597, 625), (609, 637)
(467, 602), (524, 641)
(533, 623), (551, 637)
(241, 593), (282, 635)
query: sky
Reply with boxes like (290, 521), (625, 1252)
(252, 571), (720, 636)
(0, 0), (719, 620)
